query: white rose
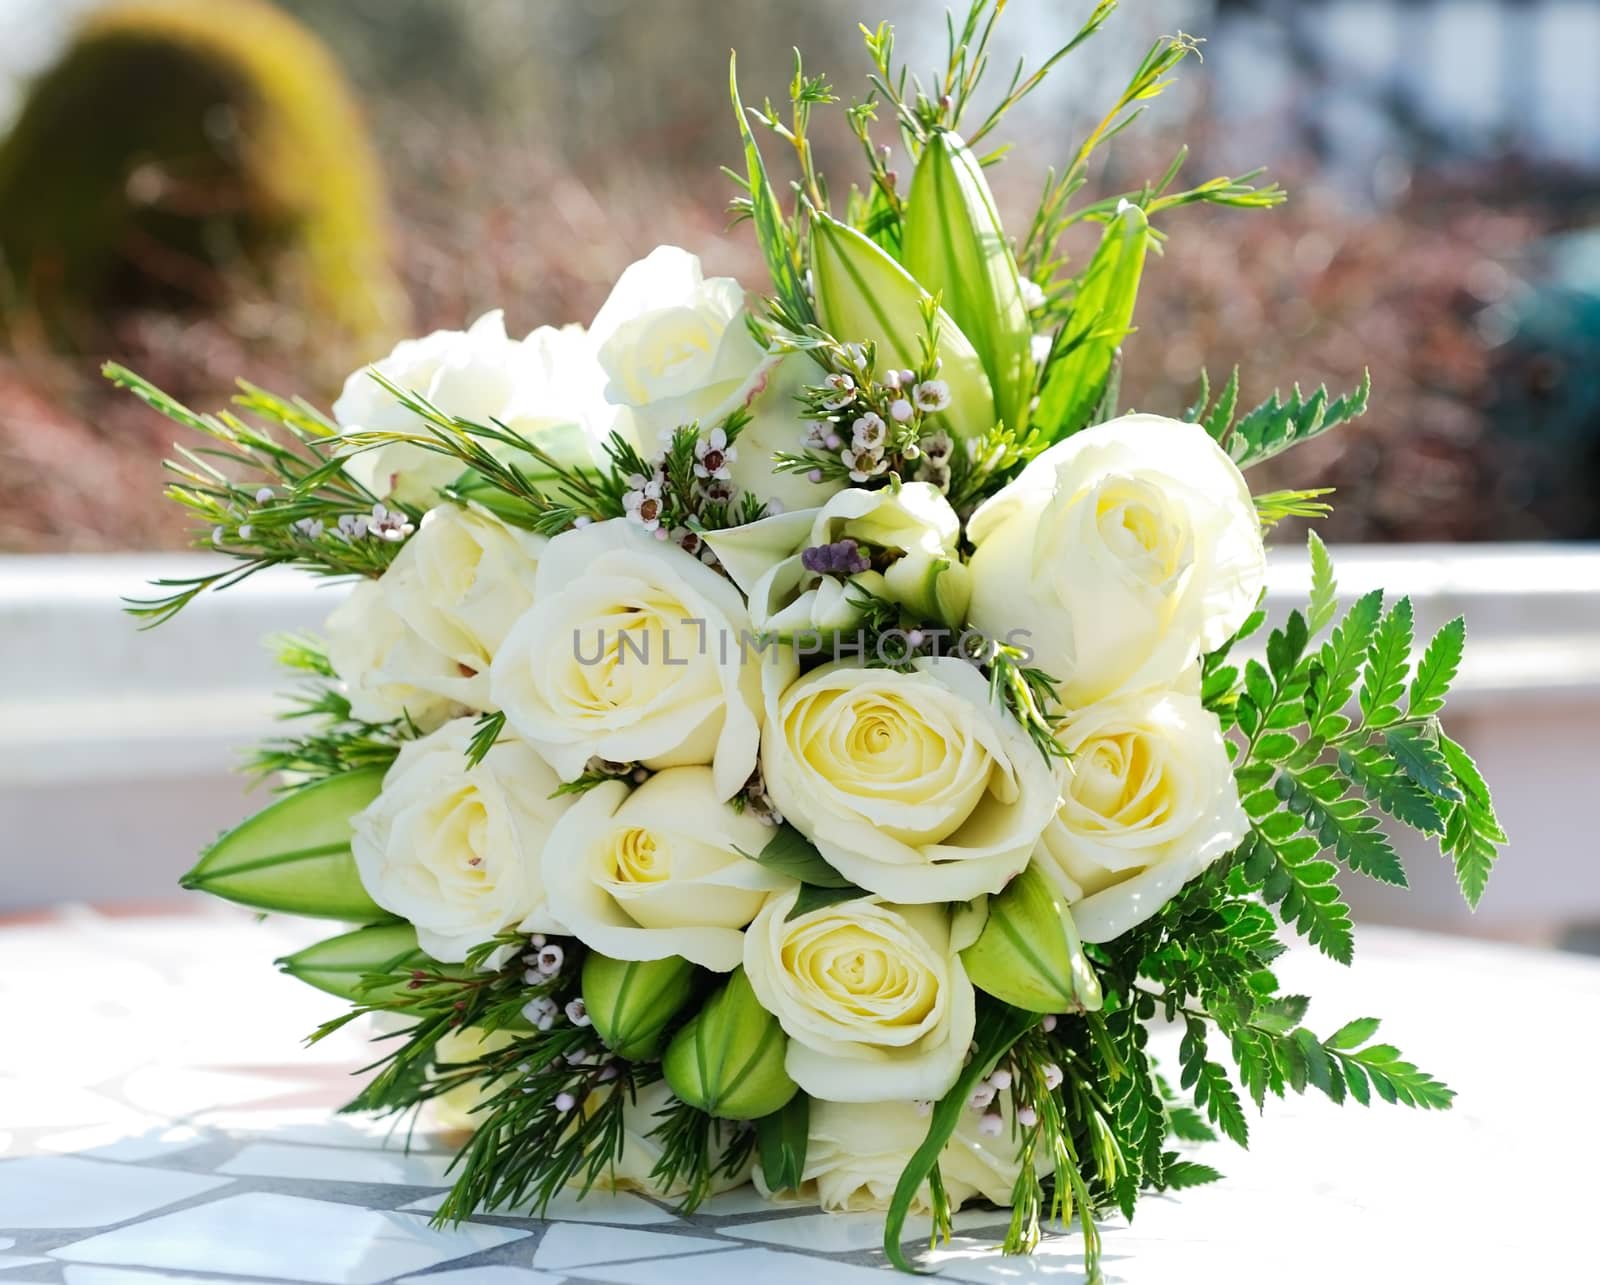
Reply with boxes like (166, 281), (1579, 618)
(351, 718), (573, 961)
(727, 353), (848, 511)
(755, 1096), (1042, 1213)
(336, 312), (609, 505)
(428, 1053), (752, 1201)
(490, 518), (764, 800)
(324, 580), (463, 728)
(760, 657), (1059, 903)
(966, 414), (1266, 707)
(539, 766), (793, 969)
(1034, 682), (1247, 941)
(594, 1078), (754, 1199)
(380, 503), (545, 710)
(743, 890), (979, 1102)
(590, 246), (772, 446)
(705, 482), (970, 634)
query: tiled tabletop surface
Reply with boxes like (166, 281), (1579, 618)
(2, 905), (1597, 1284)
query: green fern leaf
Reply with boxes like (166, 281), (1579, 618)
(1225, 369), (1371, 468)
(1359, 597), (1414, 728)
(1408, 617), (1466, 719)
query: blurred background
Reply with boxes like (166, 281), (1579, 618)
(1, 0), (1596, 943)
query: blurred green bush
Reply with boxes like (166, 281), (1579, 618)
(0, 0), (406, 350)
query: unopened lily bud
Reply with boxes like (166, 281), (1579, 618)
(663, 968), (797, 1121)
(581, 953), (695, 1062)
(809, 210), (995, 441)
(961, 865), (1103, 1014)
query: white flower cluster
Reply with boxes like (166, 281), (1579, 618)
(322, 244), (1264, 1213)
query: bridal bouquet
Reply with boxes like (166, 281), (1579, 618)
(116, 1), (1503, 1274)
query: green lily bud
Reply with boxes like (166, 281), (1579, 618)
(275, 922), (431, 1002)
(903, 129), (1035, 437)
(582, 953), (696, 1062)
(962, 865), (1103, 1014)
(180, 767), (388, 921)
(663, 968), (797, 1120)
(810, 210), (996, 441)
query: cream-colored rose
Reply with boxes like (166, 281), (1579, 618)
(429, 1063), (752, 1200)
(538, 767), (793, 969)
(743, 890), (978, 1102)
(595, 1078), (754, 1198)
(755, 1096), (1042, 1213)
(323, 580), (463, 729)
(429, 1027), (518, 1133)
(760, 657), (1059, 903)
(590, 246), (772, 446)
(706, 481), (970, 634)
(351, 718), (573, 961)
(380, 504), (545, 710)
(1035, 682), (1246, 941)
(336, 312), (610, 505)
(966, 414), (1266, 707)
(490, 519), (764, 800)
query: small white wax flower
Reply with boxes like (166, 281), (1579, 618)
(821, 372), (856, 410)
(1041, 1014), (1057, 1033)
(237, 523), (253, 540)
(536, 943), (565, 975)
(913, 379), (952, 413)
(977, 1111), (1004, 1138)
(255, 486), (275, 503)
(1042, 1062), (1064, 1091)
(890, 398), (914, 422)
(565, 998), (592, 1027)
(554, 1092), (577, 1113)
(989, 1068), (1013, 1091)
(968, 1084), (997, 1111)
(1017, 1105), (1039, 1128)
(1019, 277), (1047, 312)
(852, 412), (887, 450)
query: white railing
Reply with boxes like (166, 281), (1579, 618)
(3, 545), (1598, 936)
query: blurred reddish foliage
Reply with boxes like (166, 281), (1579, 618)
(0, 107), (1549, 551)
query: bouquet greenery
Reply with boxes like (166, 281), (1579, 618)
(115, 2), (1502, 1275)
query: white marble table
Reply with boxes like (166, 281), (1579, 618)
(2, 905), (1596, 1284)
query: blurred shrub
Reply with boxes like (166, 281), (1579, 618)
(0, 0), (405, 354)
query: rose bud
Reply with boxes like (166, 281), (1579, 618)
(663, 968), (798, 1120)
(581, 952), (696, 1062)
(961, 864), (1103, 1014)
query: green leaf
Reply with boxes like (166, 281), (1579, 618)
(729, 53), (812, 326)
(1240, 826), (1355, 965)
(1034, 201), (1150, 442)
(1306, 531), (1337, 635)
(275, 923), (432, 1001)
(1162, 1159), (1224, 1190)
(786, 883), (870, 920)
(1202, 366), (1240, 442)
(883, 1003), (1036, 1272)
(756, 1093), (810, 1193)
(1409, 617), (1465, 719)
(1166, 1106), (1216, 1143)
(1226, 369), (1372, 469)
(1385, 726), (1463, 803)
(1332, 1042), (1455, 1110)
(1325, 1017), (1381, 1050)
(903, 130), (1035, 436)
(741, 825), (855, 888)
(1280, 766), (1408, 887)
(1340, 746), (1446, 836)
(1359, 597), (1414, 728)
(1307, 589), (1383, 739)
(181, 768), (389, 920)
(1437, 735), (1504, 909)
(1178, 1018), (1249, 1146)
